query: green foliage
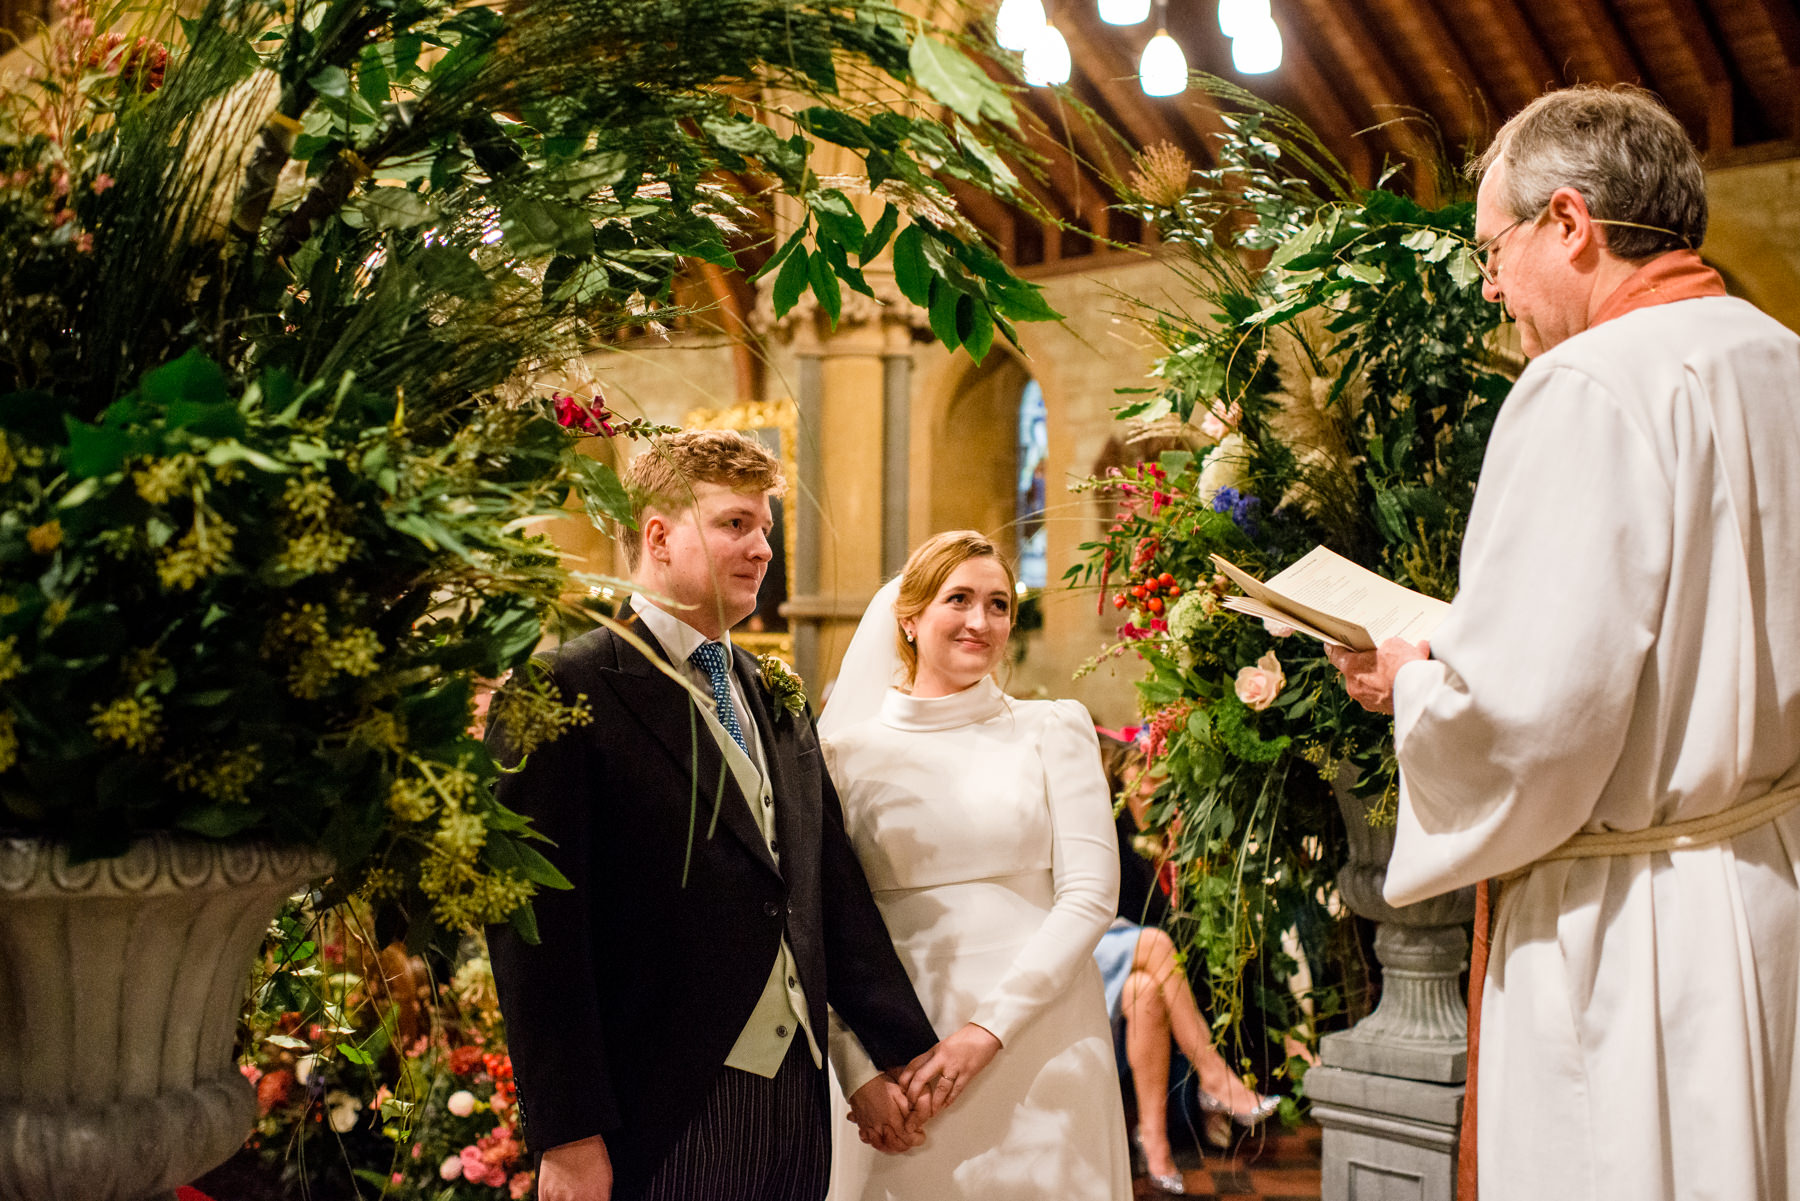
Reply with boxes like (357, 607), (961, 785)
(1075, 84), (1514, 1063)
(0, 0), (1053, 938)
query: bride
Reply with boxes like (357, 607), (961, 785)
(819, 530), (1131, 1201)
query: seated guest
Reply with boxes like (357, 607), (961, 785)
(1093, 733), (1277, 1194)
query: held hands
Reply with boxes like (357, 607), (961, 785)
(897, 1023), (1001, 1118)
(1325, 638), (1430, 715)
(846, 1073), (924, 1154)
(538, 1134), (613, 1201)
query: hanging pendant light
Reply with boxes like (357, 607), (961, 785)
(1139, 29), (1188, 96)
(1099, 0), (1151, 25)
(1023, 21), (1072, 85)
(995, 0), (1047, 52)
(1231, 15), (1283, 73)
(1217, 0), (1272, 38)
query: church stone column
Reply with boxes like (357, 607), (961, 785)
(755, 276), (929, 697)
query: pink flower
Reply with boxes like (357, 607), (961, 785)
(76, 232), (94, 253)
(1199, 400), (1242, 441)
(391, 1173), (404, 1185)
(1262, 617), (1295, 638)
(510, 1171), (537, 1199)
(447, 1089), (477, 1117)
(1234, 651), (1286, 711)
(90, 173), (114, 194)
(239, 1063), (263, 1084)
(439, 1155), (463, 1181)
(461, 1145), (506, 1187)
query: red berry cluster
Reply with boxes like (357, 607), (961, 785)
(1112, 570), (1182, 620)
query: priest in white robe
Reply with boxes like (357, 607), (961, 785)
(1330, 85), (1800, 1201)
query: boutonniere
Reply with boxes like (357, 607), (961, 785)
(757, 653), (807, 719)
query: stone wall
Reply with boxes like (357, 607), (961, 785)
(1705, 158), (1800, 332)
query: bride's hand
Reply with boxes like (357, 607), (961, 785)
(898, 1023), (1001, 1118)
(847, 1074), (922, 1154)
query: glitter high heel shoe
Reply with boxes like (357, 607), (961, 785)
(1197, 1087), (1280, 1127)
(1129, 1130), (1187, 1195)
(1147, 1169), (1187, 1195)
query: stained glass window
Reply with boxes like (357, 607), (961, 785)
(1016, 379), (1048, 589)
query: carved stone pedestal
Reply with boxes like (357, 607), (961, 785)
(0, 835), (330, 1201)
(1306, 1067), (1463, 1201)
(1311, 776), (1476, 1201)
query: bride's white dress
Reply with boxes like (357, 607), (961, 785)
(821, 677), (1131, 1201)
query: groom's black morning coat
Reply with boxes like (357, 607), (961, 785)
(486, 616), (936, 1182)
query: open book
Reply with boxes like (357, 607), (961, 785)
(1211, 546), (1451, 652)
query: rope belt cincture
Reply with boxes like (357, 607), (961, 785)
(1497, 779), (1800, 882)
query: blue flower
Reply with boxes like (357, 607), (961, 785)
(1211, 487), (1261, 538)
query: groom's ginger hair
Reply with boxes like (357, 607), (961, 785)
(620, 430), (786, 569)
(894, 530), (1018, 684)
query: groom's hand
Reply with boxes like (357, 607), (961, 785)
(847, 1073), (923, 1154)
(539, 1133), (613, 1201)
(898, 1023), (1001, 1119)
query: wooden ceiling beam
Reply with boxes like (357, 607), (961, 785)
(940, 175), (1020, 258)
(1012, 84), (1125, 225)
(1424, 0), (1559, 116)
(1741, 0), (1800, 140)
(1534, 0), (1648, 85)
(1285, 0), (1443, 183)
(965, 48), (1121, 232)
(1365, 0), (1487, 143)
(1269, 18), (1378, 186)
(1057, 20), (1216, 173)
(1654, 0), (1735, 150)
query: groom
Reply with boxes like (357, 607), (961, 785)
(487, 430), (939, 1201)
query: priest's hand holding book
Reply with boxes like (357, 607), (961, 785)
(1209, 547), (1442, 716)
(1324, 639), (1430, 715)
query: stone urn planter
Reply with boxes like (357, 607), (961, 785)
(1323, 775), (1477, 1081)
(0, 834), (331, 1201)
(1305, 770), (1478, 1201)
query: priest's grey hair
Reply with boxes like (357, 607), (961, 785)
(1474, 85), (1707, 262)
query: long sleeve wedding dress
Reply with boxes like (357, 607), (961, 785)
(822, 676), (1131, 1201)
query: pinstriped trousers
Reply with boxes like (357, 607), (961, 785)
(620, 1038), (829, 1201)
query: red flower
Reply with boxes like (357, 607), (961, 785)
(257, 1069), (295, 1115)
(553, 391), (618, 436)
(448, 1045), (483, 1075)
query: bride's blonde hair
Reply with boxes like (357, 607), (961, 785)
(893, 530), (1018, 684)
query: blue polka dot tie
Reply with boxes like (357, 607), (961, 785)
(689, 641), (748, 756)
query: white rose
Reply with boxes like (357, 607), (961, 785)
(326, 1091), (362, 1133)
(440, 1155), (464, 1181)
(446, 1090), (477, 1118)
(1197, 433), (1248, 505)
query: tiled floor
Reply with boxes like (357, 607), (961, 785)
(1134, 1121), (1323, 1199)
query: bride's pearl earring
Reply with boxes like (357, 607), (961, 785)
(904, 628), (915, 643)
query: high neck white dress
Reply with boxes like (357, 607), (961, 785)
(821, 677), (1130, 1201)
